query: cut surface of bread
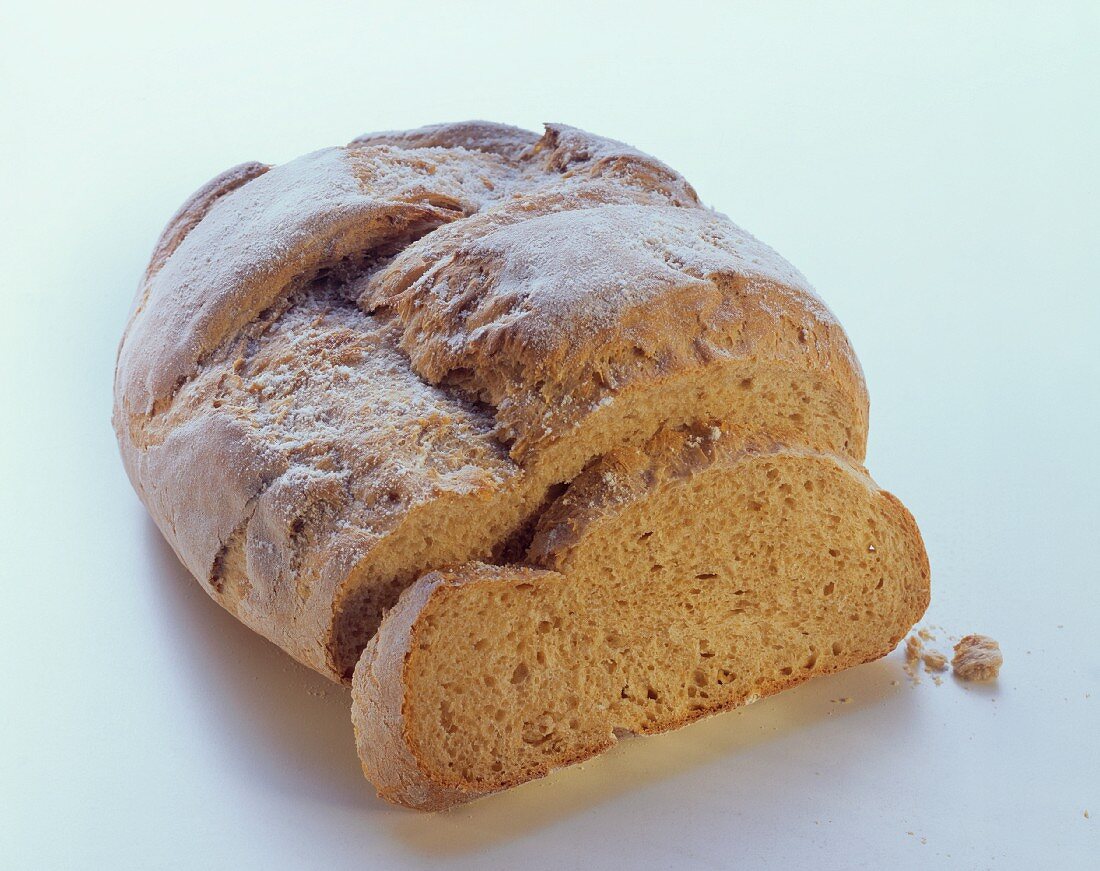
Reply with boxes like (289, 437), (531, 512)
(352, 427), (929, 810)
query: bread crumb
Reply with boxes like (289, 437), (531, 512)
(903, 634), (923, 684)
(952, 634), (1002, 681)
(918, 627), (935, 642)
(1084, 809), (1089, 819)
(922, 650), (948, 672)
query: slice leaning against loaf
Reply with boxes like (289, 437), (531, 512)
(351, 425), (930, 810)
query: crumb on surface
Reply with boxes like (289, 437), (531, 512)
(952, 634), (1002, 681)
(922, 649), (948, 672)
(903, 634), (923, 684)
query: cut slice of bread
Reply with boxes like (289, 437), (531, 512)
(351, 426), (929, 809)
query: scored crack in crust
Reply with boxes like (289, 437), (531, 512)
(114, 121), (874, 684)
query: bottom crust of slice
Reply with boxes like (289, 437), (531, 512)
(352, 434), (930, 810)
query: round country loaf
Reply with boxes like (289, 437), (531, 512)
(114, 122), (874, 685)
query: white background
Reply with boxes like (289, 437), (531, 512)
(2, 2), (1097, 868)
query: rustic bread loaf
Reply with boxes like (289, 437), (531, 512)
(114, 121), (928, 809)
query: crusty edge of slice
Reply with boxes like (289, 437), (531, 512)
(351, 563), (558, 811)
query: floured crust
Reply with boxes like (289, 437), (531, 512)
(350, 120), (541, 160)
(114, 121), (870, 682)
(364, 202), (865, 462)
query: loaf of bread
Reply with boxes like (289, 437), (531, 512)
(114, 121), (929, 809)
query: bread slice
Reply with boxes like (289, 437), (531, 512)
(351, 426), (929, 809)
